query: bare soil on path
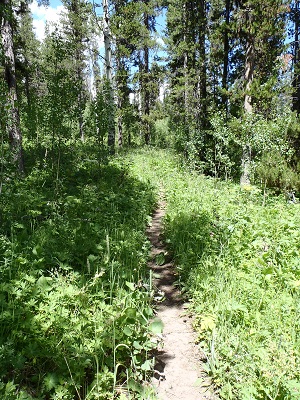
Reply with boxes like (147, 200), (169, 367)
(146, 195), (218, 400)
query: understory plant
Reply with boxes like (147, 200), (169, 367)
(0, 143), (158, 399)
(129, 148), (300, 400)
(169, 111), (300, 195)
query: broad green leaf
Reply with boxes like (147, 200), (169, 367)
(155, 252), (165, 266)
(123, 326), (133, 336)
(126, 282), (135, 291)
(149, 318), (164, 334)
(133, 340), (143, 350)
(141, 359), (152, 371)
(125, 307), (137, 319)
(200, 315), (216, 332)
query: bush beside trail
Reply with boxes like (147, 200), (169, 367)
(129, 148), (300, 400)
(0, 152), (157, 400)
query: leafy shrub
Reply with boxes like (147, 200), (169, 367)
(166, 109), (299, 191)
(203, 113), (241, 180)
(0, 148), (157, 399)
(130, 149), (300, 400)
(152, 118), (171, 148)
(286, 112), (300, 165)
(256, 150), (300, 194)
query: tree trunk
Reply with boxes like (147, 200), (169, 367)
(198, 0), (207, 128)
(116, 62), (123, 148)
(115, 47), (124, 147)
(114, 1), (122, 147)
(70, 0), (85, 142)
(1, 0), (24, 173)
(240, 144), (251, 185)
(292, 1), (300, 113)
(143, 44), (150, 144)
(103, 0), (115, 152)
(142, 7), (150, 145)
(244, 36), (254, 113)
(222, 0), (230, 113)
(183, 2), (189, 121)
(241, 33), (254, 186)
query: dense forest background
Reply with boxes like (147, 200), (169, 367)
(1, 0), (300, 191)
(1, 1), (300, 399)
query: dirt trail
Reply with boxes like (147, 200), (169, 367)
(147, 195), (217, 400)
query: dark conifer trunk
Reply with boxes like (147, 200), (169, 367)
(292, 1), (300, 113)
(103, 0), (115, 152)
(222, 0), (231, 113)
(69, 0), (85, 142)
(142, 4), (150, 145)
(198, 0), (207, 128)
(1, 0), (24, 173)
(115, 1), (123, 148)
(244, 36), (254, 114)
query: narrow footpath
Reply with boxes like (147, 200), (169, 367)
(147, 194), (217, 400)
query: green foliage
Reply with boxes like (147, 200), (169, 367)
(0, 144), (157, 399)
(287, 113), (300, 168)
(130, 148), (300, 400)
(256, 150), (300, 194)
(202, 112), (241, 180)
(172, 111), (299, 191)
(151, 118), (171, 148)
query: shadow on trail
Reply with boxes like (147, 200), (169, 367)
(148, 202), (218, 399)
(0, 160), (156, 275)
(147, 205), (228, 307)
(147, 202), (183, 307)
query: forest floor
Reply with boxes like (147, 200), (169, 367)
(147, 192), (217, 400)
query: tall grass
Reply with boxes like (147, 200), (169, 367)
(129, 148), (300, 400)
(0, 144), (157, 399)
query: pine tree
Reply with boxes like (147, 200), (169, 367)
(139, 0), (156, 144)
(207, 0), (234, 113)
(290, 1), (300, 113)
(61, 0), (92, 142)
(234, 0), (285, 114)
(165, 0), (208, 154)
(15, 2), (41, 142)
(110, 0), (158, 146)
(234, 0), (286, 184)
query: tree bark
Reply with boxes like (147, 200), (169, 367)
(292, 1), (300, 113)
(222, 0), (230, 113)
(198, 0), (207, 128)
(183, 2), (189, 121)
(70, 0), (85, 142)
(244, 36), (254, 113)
(240, 32), (254, 186)
(103, 0), (115, 152)
(142, 5), (150, 145)
(1, 0), (24, 173)
(116, 59), (123, 148)
(240, 144), (251, 185)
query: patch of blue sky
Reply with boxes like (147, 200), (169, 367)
(30, 0), (167, 73)
(30, 0), (66, 41)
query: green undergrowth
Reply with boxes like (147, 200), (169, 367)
(0, 145), (158, 399)
(128, 148), (300, 400)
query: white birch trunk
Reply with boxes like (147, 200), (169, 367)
(241, 36), (254, 186)
(244, 38), (254, 114)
